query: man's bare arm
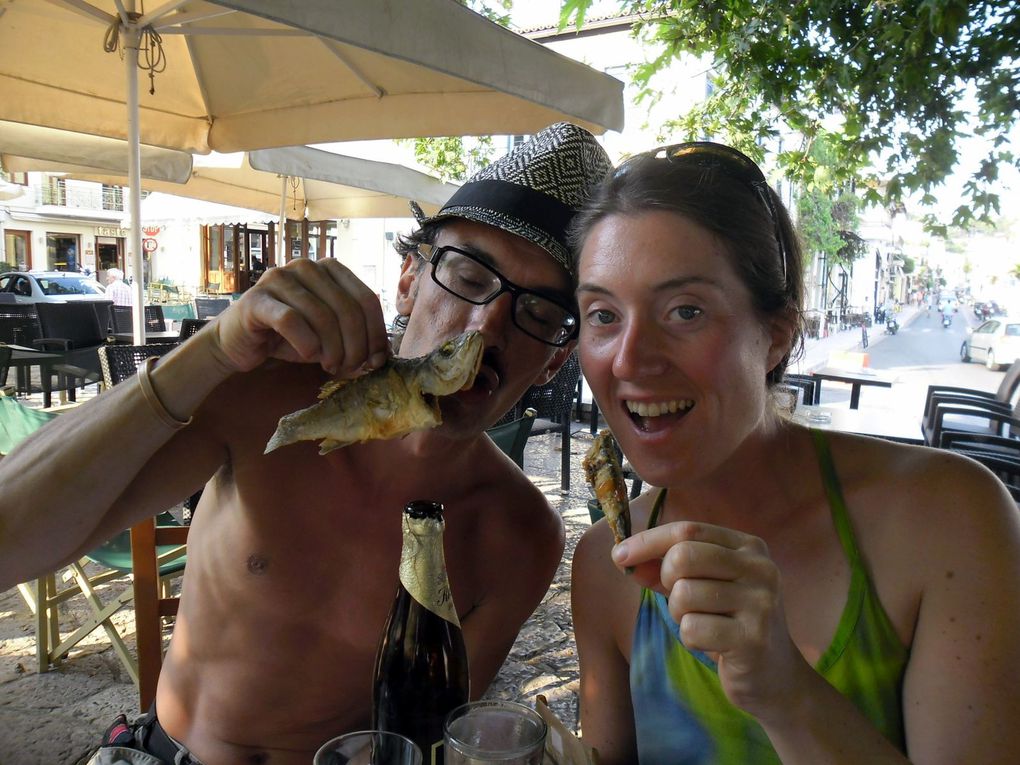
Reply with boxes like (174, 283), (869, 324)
(0, 259), (390, 590)
(0, 330), (234, 588)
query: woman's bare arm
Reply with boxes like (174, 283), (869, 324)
(572, 523), (638, 764)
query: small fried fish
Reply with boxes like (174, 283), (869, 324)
(265, 331), (484, 455)
(583, 429), (632, 545)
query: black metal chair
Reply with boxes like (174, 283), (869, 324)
(194, 297), (231, 319)
(144, 305), (167, 332)
(33, 302), (108, 400)
(949, 448), (1020, 502)
(178, 318), (210, 342)
(0, 303), (42, 347)
(91, 300), (115, 336)
(485, 408), (536, 470)
(781, 373), (819, 406)
(111, 305), (133, 333)
(98, 343), (179, 388)
(512, 353), (583, 492)
(0, 304), (43, 397)
(928, 400), (1020, 450)
(0, 345), (11, 391)
(921, 360), (1020, 444)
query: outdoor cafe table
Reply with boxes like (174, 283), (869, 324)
(112, 331), (181, 345)
(5, 345), (62, 409)
(790, 404), (924, 445)
(810, 366), (895, 409)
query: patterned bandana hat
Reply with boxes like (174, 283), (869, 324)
(411, 122), (612, 276)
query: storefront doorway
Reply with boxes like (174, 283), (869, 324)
(96, 236), (124, 275)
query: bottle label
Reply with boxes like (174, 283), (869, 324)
(399, 514), (460, 626)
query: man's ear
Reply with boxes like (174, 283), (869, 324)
(395, 253), (421, 315)
(533, 342), (576, 386)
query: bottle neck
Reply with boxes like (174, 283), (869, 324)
(399, 513), (460, 626)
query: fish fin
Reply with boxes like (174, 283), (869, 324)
(318, 438), (354, 454)
(318, 378), (352, 400)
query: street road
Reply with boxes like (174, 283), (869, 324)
(819, 307), (1005, 416)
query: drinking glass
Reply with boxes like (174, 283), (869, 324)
(314, 730), (423, 765)
(443, 700), (547, 764)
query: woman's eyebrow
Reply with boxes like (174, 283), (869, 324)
(578, 275), (723, 295)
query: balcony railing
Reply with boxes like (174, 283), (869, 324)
(37, 178), (124, 211)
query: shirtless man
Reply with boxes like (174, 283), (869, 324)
(0, 123), (611, 765)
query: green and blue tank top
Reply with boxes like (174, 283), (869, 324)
(630, 429), (909, 763)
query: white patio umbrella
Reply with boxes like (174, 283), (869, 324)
(0, 120), (192, 184)
(6, 145), (459, 262)
(0, 0), (625, 341)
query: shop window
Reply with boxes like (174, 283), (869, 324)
(46, 233), (79, 271)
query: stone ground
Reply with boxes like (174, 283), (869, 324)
(0, 422), (600, 765)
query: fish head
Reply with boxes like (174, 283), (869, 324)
(415, 330), (485, 396)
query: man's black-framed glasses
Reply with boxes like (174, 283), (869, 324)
(646, 141), (788, 284)
(417, 243), (579, 347)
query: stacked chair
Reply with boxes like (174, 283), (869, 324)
(921, 359), (1020, 447)
(922, 359), (1020, 503)
(782, 372), (820, 405)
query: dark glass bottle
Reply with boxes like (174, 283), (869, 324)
(373, 500), (470, 765)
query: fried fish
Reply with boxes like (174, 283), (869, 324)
(265, 330), (484, 455)
(583, 429), (632, 545)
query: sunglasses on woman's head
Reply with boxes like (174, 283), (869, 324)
(635, 141), (789, 284)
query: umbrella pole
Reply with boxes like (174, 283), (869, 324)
(125, 24), (145, 345)
(278, 175), (288, 267)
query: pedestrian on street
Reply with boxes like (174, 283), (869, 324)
(104, 267), (133, 307)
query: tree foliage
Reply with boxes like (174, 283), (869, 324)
(403, 135), (495, 183)
(562, 0), (1019, 234)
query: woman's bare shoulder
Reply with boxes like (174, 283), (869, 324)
(823, 431), (1019, 549)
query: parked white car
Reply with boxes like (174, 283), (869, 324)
(961, 319), (1020, 370)
(0, 270), (107, 303)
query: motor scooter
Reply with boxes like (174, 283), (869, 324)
(885, 318), (899, 335)
(942, 314), (953, 328)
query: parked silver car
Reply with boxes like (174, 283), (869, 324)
(0, 270), (107, 303)
(961, 319), (1020, 370)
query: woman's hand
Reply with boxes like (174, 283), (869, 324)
(612, 520), (811, 720)
(207, 258), (392, 377)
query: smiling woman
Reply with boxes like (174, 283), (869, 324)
(568, 143), (1020, 765)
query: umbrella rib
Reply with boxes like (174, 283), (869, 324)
(156, 27), (309, 36)
(319, 39), (384, 98)
(148, 7), (240, 30)
(54, 0), (117, 25)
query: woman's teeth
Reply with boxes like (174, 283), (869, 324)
(625, 399), (694, 417)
